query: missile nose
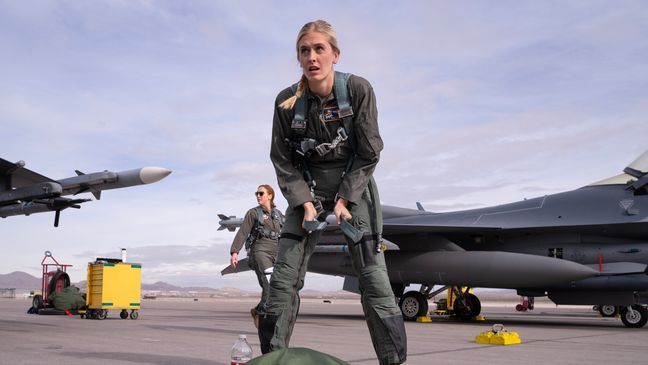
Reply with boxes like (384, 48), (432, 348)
(139, 167), (172, 184)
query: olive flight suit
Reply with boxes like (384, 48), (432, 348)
(260, 73), (407, 365)
(230, 205), (282, 314)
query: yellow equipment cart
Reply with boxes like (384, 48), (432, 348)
(84, 261), (141, 320)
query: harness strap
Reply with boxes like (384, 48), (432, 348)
(334, 72), (357, 175)
(286, 72), (357, 203)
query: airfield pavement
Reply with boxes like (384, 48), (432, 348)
(0, 297), (647, 365)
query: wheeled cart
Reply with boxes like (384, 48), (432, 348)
(84, 261), (141, 320)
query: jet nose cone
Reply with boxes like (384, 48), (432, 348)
(139, 167), (172, 184)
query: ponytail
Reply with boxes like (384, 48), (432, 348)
(279, 75), (308, 110)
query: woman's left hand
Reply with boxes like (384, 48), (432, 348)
(334, 197), (352, 224)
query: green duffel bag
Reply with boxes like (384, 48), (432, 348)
(247, 348), (349, 365)
(48, 286), (86, 311)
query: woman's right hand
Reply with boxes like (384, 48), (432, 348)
(302, 201), (318, 233)
(230, 252), (238, 269)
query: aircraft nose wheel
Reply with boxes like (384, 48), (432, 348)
(399, 291), (428, 321)
(620, 305), (648, 328)
(453, 293), (481, 321)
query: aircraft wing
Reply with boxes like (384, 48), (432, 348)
(1, 157), (171, 226)
(0, 158), (55, 189)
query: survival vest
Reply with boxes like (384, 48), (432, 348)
(244, 206), (284, 251)
(285, 71), (358, 210)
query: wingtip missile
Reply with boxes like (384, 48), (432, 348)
(139, 167), (172, 185)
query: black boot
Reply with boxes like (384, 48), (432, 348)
(258, 314), (278, 354)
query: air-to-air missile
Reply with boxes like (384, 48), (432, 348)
(0, 157), (171, 226)
(217, 214), (243, 232)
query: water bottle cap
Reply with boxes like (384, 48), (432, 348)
(239, 334), (246, 339)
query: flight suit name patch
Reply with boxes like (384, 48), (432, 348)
(320, 107), (341, 124)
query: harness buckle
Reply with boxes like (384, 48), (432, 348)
(313, 128), (349, 156)
(336, 127), (348, 141)
(291, 119), (307, 130)
(315, 143), (332, 156)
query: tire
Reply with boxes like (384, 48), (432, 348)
(454, 293), (481, 321)
(120, 310), (128, 319)
(399, 291), (428, 321)
(32, 294), (44, 310)
(620, 305), (648, 328)
(599, 305), (619, 317)
(130, 310), (139, 320)
(47, 271), (70, 296)
(98, 310), (108, 320)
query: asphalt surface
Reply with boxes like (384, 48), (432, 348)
(1, 297), (646, 364)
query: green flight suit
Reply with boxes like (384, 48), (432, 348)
(230, 205), (281, 314)
(261, 73), (407, 365)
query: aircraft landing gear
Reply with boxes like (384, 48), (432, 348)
(398, 285), (447, 321)
(598, 305), (619, 317)
(397, 285), (483, 321)
(399, 291), (428, 321)
(619, 305), (648, 328)
(516, 296), (535, 312)
(452, 287), (481, 321)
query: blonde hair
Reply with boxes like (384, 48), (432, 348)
(258, 184), (276, 209)
(279, 20), (340, 110)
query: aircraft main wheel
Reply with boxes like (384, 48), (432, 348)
(120, 310), (128, 319)
(454, 293), (481, 321)
(620, 305), (648, 328)
(32, 295), (44, 310)
(599, 305), (618, 317)
(399, 291), (428, 321)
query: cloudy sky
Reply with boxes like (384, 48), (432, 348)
(2, 1), (647, 291)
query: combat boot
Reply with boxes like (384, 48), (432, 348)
(258, 314), (279, 354)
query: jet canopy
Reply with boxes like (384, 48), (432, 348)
(589, 150), (648, 186)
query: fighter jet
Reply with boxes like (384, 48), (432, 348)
(221, 150), (648, 328)
(0, 157), (171, 226)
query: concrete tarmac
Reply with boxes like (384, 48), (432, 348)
(1, 298), (646, 365)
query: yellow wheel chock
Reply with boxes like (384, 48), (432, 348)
(475, 324), (521, 345)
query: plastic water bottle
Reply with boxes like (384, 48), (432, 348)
(230, 334), (252, 365)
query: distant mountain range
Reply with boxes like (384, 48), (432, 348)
(0, 271), (41, 289)
(0, 271), (226, 291)
(0, 271), (522, 301)
(0, 271), (359, 298)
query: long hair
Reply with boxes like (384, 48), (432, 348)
(258, 184), (276, 209)
(279, 20), (340, 110)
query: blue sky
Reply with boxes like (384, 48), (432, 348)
(2, 1), (648, 291)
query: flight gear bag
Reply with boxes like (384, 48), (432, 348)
(340, 219), (363, 243)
